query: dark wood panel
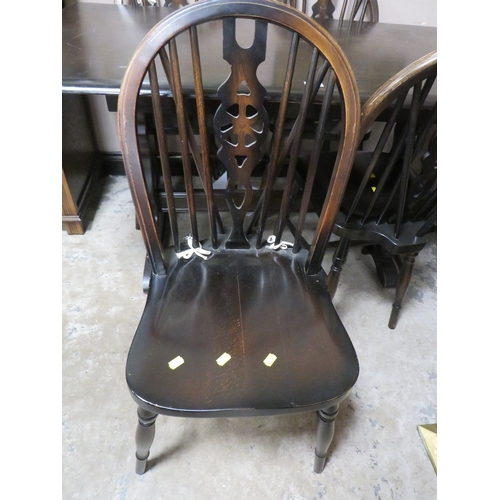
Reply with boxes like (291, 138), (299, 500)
(62, 94), (103, 234)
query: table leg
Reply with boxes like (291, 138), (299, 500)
(361, 244), (399, 288)
(62, 169), (85, 235)
(62, 94), (102, 235)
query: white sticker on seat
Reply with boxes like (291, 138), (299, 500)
(216, 352), (232, 366)
(168, 356), (185, 370)
(263, 353), (277, 367)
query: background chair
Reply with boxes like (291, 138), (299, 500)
(275, 0), (379, 155)
(335, 0), (379, 24)
(118, 0), (361, 478)
(120, 0), (190, 6)
(284, 0), (379, 23)
(313, 51), (437, 329)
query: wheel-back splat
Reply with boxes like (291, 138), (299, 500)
(214, 18), (269, 248)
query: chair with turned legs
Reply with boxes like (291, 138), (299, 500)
(117, 0), (361, 477)
(326, 51), (437, 329)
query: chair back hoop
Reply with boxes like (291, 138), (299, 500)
(360, 51), (437, 136)
(118, 0), (360, 276)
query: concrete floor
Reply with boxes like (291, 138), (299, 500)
(62, 174), (437, 499)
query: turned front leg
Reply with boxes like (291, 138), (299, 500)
(314, 404), (340, 473)
(135, 407), (158, 475)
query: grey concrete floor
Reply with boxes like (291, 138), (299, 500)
(62, 174), (437, 499)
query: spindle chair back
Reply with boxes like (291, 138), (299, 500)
(117, 0), (361, 477)
(327, 51), (437, 328)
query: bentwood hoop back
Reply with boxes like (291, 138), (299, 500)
(118, 0), (360, 477)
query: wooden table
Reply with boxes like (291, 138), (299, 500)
(62, 2), (436, 234)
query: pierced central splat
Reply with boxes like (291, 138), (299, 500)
(214, 18), (269, 248)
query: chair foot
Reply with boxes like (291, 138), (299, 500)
(388, 304), (401, 329)
(135, 456), (148, 475)
(313, 454), (327, 474)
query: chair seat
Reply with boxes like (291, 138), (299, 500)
(333, 212), (430, 254)
(126, 248), (359, 417)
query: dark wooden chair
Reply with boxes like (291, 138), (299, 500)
(117, 0), (361, 477)
(124, 0), (189, 6)
(335, 0), (379, 24)
(315, 51), (437, 329)
(275, 0), (378, 154)
(285, 0), (378, 23)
